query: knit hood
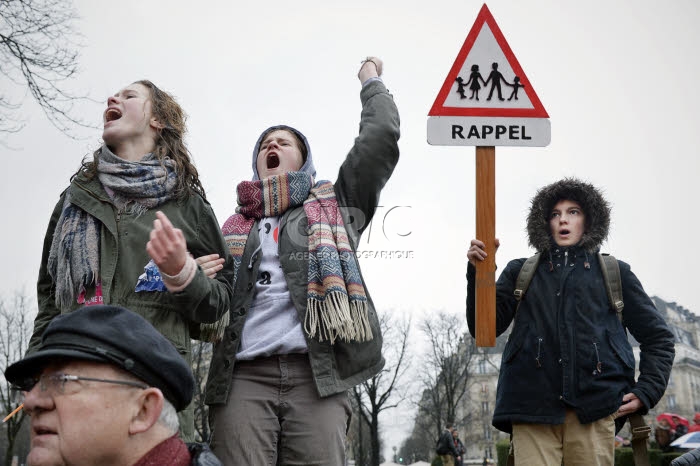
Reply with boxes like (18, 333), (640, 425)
(526, 178), (611, 253)
(251, 125), (316, 181)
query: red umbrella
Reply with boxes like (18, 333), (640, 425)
(657, 413), (690, 429)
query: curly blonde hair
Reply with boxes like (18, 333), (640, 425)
(76, 80), (206, 201)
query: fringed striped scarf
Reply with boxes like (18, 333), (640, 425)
(206, 171), (372, 344)
(47, 146), (177, 309)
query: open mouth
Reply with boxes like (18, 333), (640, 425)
(266, 154), (280, 169)
(560, 229), (570, 236)
(104, 108), (122, 123)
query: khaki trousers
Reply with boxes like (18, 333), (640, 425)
(512, 410), (615, 466)
(209, 354), (351, 466)
(439, 454), (455, 466)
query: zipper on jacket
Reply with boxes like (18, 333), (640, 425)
(564, 250), (568, 267)
(535, 337), (543, 368)
(592, 342), (602, 375)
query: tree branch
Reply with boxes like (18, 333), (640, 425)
(1, 0), (97, 138)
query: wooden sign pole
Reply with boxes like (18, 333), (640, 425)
(475, 146), (496, 347)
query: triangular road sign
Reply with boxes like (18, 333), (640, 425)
(427, 4), (550, 146)
(429, 4), (548, 118)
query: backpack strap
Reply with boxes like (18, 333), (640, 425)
(597, 254), (651, 466)
(514, 253), (541, 302)
(506, 434), (515, 466)
(628, 413), (652, 466)
(597, 253), (625, 323)
(599, 254), (651, 466)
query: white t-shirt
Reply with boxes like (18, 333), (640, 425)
(236, 216), (308, 360)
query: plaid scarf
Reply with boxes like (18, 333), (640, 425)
(206, 171), (372, 344)
(47, 146), (177, 309)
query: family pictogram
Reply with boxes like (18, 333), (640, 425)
(455, 62), (524, 101)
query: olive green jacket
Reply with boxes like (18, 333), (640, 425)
(30, 174), (235, 357)
(205, 79), (400, 404)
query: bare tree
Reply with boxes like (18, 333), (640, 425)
(417, 312), (478, 442)
(350, 313), (411, 466)
(0, 0), (91, 136)
(191, 340), (212, 443)
(0, 292), (35, 465)
(347, 391), (372, 466)
(397, 409), (434, 463)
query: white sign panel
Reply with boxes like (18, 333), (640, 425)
(428, 117), (551, 147)
(427, 5), (550, 147)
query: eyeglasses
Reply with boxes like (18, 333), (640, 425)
(16, 372), (148, 396)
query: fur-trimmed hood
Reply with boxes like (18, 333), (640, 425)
(526, 178), (611, 253)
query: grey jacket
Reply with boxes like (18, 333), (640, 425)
(205, 79), (400, 403)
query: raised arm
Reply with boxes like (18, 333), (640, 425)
(334, 56), (400, 243)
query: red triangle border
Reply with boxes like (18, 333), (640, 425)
(429, 4), (549, 118)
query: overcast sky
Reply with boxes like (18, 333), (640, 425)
(2, 0), (699, 459)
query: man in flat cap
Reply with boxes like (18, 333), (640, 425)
(4, 305), (221, 466)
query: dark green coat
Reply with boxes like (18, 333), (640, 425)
(31, 174), (234, 354)
(205, 79), (401, 404)
(30, 173), (235, 440)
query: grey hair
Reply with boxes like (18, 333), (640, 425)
(157, 398), (180, 434)
(111, 367), (181, 434)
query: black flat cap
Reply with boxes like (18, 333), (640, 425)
(5, 305), (194, 411)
